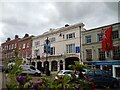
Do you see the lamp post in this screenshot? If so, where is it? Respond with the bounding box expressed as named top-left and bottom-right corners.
top-left (45, 37), bottom-right (50, 76)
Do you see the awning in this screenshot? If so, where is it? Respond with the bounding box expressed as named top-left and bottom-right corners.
top-left (84, 61), bottom-right (120, 65)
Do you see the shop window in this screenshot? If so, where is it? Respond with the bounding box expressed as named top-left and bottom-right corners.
top-left (95, 65), bottom-right (100, 69)
top-left (116, 67), bottom-right (120, 78)
top-left (60, 60), bottom-right (63, 70)
top-left (113, 46), bottom-right (120, 60)
top-left (51, 61), bottom-right (57, 71)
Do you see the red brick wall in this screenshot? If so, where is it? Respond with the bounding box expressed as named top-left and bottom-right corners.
top-left (18, 36), bottom-right (32, 59)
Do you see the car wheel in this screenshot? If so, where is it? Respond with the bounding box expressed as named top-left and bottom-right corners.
top-left (35, 73), bottom-right (38, 76)
top-left (112, 82), bottom-right (119, 88)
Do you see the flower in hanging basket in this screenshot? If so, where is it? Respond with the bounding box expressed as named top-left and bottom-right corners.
top-left (16, 76), bottom-right (26, 84)
top-left (33, 80), bottom-right (45, 90)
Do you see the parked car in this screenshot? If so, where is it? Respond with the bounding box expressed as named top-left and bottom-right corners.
top-left (85, 69), bottom-right (119, 88)
top-left (55, 70), bottom-right (78, 79)
top-left (0, 65), bottom-right (5, 72)
top-left (20, 65), bottom-right (41, 76)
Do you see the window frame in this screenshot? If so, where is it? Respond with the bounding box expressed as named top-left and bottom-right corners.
top-left (85, 35), bottom-right (91, 43)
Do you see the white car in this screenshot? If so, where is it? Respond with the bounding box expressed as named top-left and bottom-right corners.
top-left (20, 65), bottom-right (41, 76)
top-left (55, 70), bottom-right (76, 79)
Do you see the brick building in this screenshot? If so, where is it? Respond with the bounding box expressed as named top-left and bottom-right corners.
top-left (1, 34), bottom-right (34, 63)
top-left (1, 35), bottom-right (20, 60)
top-left (18, 34), bottom-right (34, 62)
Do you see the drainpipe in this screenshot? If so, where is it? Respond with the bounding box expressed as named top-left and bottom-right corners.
top-left (79, 26), bottom-right (82, 64)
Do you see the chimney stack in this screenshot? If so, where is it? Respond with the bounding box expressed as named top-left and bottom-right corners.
top-left (6, 37), bottom-right (11, 42)
top-left (15, 35), bottom-right (19, 39)
top-left (65, 24), bottom-right (69, 27)
top-left (24, 34), bottom-right (29, 38)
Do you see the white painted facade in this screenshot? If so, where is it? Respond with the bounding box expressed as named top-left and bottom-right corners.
top-left (32, 23), bottom-right (85, 73)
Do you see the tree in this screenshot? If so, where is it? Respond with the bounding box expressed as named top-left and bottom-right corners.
top-left (68, 61), bottom-right (87, 72)
top-left (14, 49), bottom-right (19, 61)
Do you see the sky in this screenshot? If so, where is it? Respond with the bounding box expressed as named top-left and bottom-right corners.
top-left (0, 0), bottom-right (119, 45)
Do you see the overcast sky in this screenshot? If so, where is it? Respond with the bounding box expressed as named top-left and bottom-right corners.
top-left (0, 0), bottom-right (119, 45)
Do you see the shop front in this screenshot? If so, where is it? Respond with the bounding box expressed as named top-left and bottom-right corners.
top-left (84, 61), bottom-right (120, 78)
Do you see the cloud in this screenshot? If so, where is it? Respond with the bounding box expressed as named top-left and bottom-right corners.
top-left (0, 1), bottom-right (119, 45)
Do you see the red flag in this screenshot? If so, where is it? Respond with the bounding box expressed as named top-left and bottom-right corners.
top-left (102, 26), bottom-right (113, 51)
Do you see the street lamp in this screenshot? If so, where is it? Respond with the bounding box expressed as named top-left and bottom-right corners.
top-left (45, 37), bottom-right (50, 76)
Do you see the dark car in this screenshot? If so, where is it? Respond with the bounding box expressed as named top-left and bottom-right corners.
top-left (0, 65), bottom-right (5, 72)
top-left (85, 69), bottom-right (119, 88)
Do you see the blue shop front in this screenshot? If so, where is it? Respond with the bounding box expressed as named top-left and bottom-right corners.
top-left (84, 61), bottom-right (120, 78)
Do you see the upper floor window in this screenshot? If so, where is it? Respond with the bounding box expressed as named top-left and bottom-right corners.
top-left (112, 30), bottom-right (119, 39)
top-left (34, 41), bottom-right (40, 46)
top-left (97, 33), bottom-right (102, 42)
top-left (2, 46), bottom-right (4, 51)
top-left (19, 44), bottom-right (21, 50)
top-left (66, 33), bottom-right (75, 39)
top-left (86, 49), bottom-right (92, 61)
top-left (85, 35), bottom-right (91, 43)
top-left (6, 45), bottom-right (8, 50)
top-left (49, 37), bottom-right (56, 43)
top-left (113, 46), bottom-right (120, 60)
top-left (14, 43), bottom-right (17, 48)
top-left (27, 43), bottom-right (30, 48)
top-left (66, 43), bottom-right (75, 53)
top-left (98, 48), bottom-right (105, 60)
top-left (3, 46), bottom-right (5, 50)
top-left (23, 43), bottom-right (26, 49)
top-left (34, 50), bottom-right (39, 56)
top-left (11, 44), bottom-right (14, 49)
top-left (50, 47), bottom-right (55, 55)
top-left (9, 45), bottom-right (11, 50)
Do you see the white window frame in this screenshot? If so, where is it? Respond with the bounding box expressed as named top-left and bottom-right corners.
top-left (66, 43), bottom-right (75, 53)
top-left (85, 35), bottom-right (91, 43)
top-left (66, 33), bottom-right (75, 39)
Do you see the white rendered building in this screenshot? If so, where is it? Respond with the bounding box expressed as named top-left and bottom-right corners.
top-left (32, 23), bottom-right (85, 73)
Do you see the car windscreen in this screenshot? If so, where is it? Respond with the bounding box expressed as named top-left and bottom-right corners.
top-left (58, 70), bottom-right (63, 74)
top-left (30, 66), bottom-right (36, 70)
top-left (86, 70), bottom-right (94, 76)
top-left (95, 70), bottom-right (103, 76)
top-left (63, 71), bottom-right (73, 74)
